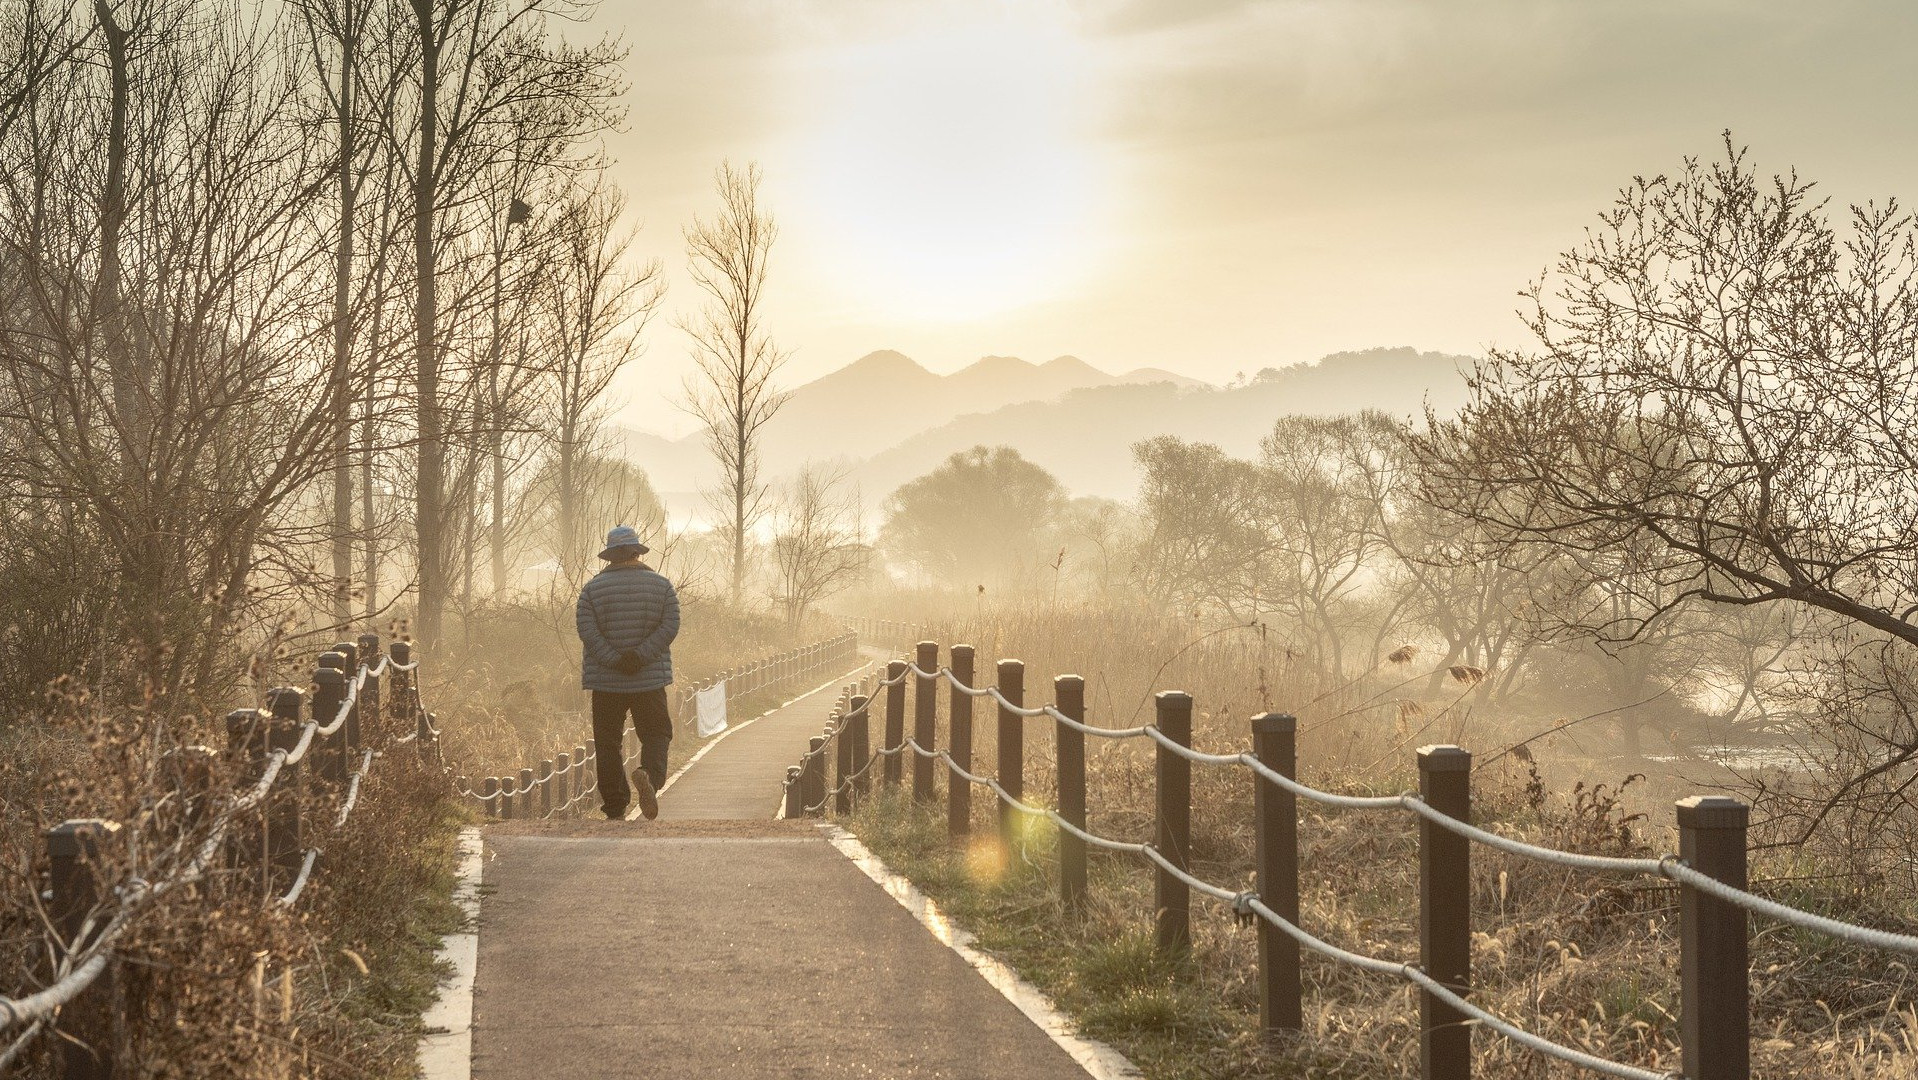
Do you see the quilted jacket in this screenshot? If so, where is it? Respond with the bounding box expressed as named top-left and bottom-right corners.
top-left (575, 563), bottom-right (679, 692)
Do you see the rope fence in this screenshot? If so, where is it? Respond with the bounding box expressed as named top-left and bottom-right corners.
top-left (460, 632), bottom-right (863, 821)
top-left (0, 632), bottom-right (453, 1077)
top-left (784, 635), bottom-right (1918, 1080)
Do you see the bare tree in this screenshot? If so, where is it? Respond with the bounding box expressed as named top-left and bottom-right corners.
top-left (1132, 436), bottom-right (1274, 614)
top-left (769, 466), bottom-right (868, 631)
top-left (541, 182), bottom-right (662, 581)
top-left (0, 0), bottom-right (346, 703)
top-left (397, 0), bottom-right (623, 646)
top-left (1413, 137), bottom-right (1918, 808)
top-left (682, 160), bottom-right (788, 607)
top-left (1416, 139), bottom-right (1918, 650)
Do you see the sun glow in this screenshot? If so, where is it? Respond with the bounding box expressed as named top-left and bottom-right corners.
top-left (796, 13), bottom-right (1112, 322)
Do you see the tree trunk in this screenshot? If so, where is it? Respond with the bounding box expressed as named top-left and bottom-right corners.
top-left (330, 13), bottom-right (357, 626)
top-left (413, 0), bottom-right (444, 648)
top-left (488, 247), bottom-right (506, 593)
top-left (557, 414), bottom-right (577, 580)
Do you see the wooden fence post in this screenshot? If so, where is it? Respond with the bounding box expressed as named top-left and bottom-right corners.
top-left (1055, 674), bottom-right (1088, 912)
top-left (264, 688), bottom-right (305, 895)
top-left (312, 662), bottom-right (347, 786)
top-left (225, 707), bottom-right (266, 870)
top-left (850, 693), bottom-right (871, 802)
top-left (501, 776), bottom-right (517, 820)
top-left (1417, 744), bottom-right (1472, 1080)
top-left (554, 754), bottom-right (570, 815)
top-left (388, 641), bottom-right (412, 710)
top-left (49, 819), bottom-right (123, 1080)
top-left (785, 767), bottom-right (804, 818)
top-left (480, 777), bottom-right (499, 819)
top-left (883, 661), bottom-right (907, 787)
top-left (1678, 795), bottom-right (1750, 1080)
top-left (913, 642), bottom-right (938, 805)
top-left (520, 767), bottom-right (535, 819)
top-left (358, 631), bottom-right (381, 720)
top-left (1154, 691), bottom-right (1193, 956)
top-left (331, 640), bottom-right (361, 756)
top-left (995, 660), bottom-right (1024, 855)
top-left (1252, 712), bottom-right (1302, 1035)
top-left (802, 736), bottom-right (827, 817)
top-left (581, 742), bottom-right (596, 801)
top-left (947, 645), bottom-right (974, 841)
top-left (834, 708), bottom-right (853, 815)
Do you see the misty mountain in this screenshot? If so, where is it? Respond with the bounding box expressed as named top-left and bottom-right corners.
top-left (619, 350), bottom-right (1214, 492)
top-left (854, 347), bottom-right (1475, 500)
top-left (618, 346), bottom-right (1471, 508)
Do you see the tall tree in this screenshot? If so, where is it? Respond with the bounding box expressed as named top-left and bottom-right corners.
top-left (682, 160), bottom-right (787, 607)
top-left (544, 182), bottom-right (662, 581)
top-left (881, 446), bottom-right (1065, 591)
top-left (769, 466), bottom-right (868, 631)
top-left (395, 0), bottom-right (622, 645)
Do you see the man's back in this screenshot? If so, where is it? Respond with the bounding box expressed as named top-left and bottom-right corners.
top-left (576, 563), bottom-right (679, 693)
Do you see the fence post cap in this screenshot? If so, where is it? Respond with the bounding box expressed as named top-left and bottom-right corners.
top-left (1054, 673), bottom-right (1084, 686)
top-left (47, 818), bottom-right (120, 848)
top-left (389, 641), bottom-right (412, 663)
top-left (316, 650), bottom-right (347, 672)
top-left (1154, 689), bottom-right (1193, 706)
top-left (331, 641), bottom-right (359, 667)
top-left (1251, 712), bottom-right (1296, 734)
top-left (887, 659), bottom-right (907, 674)
top-left (1416, 744), bottom-right (1471, 771)
top-left (312, 666), bottom-right (346, 687)
top-left (997, 657), bottom-right (1023, 671)
top-left (1675, 794), bottom-right (1749, 828)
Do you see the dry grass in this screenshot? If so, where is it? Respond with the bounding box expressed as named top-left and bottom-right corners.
top-left (0, 676), bottom-right (468, 1077)
top-left (839, 604), bottom-right (1918, 1079)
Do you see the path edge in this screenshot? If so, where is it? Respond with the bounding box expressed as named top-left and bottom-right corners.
top-left (633, 659), bottom-right (882, 821)
top-left (417, 825), bottom-right (483, 1080)
top-left (821, 825), bottom-right (1145, 1080)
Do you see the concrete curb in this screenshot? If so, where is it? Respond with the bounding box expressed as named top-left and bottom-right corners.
top-left (418, 826), bottom-right (484, 1080)
top-left (821, 825), bottom-right (1145, 1080)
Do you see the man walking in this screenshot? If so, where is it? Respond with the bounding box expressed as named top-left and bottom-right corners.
top-left (576, 525), bottom-right (680, 820)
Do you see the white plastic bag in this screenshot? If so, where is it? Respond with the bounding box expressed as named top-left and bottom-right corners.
top-left (695, 680), bottom-right (728, 737)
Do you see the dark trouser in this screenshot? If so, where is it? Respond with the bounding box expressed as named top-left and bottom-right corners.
top-left (591, 688), bottom-right (672, 815)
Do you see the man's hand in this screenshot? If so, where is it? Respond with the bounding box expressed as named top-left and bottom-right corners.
top-left (614, 652), bottom-right (644, 677)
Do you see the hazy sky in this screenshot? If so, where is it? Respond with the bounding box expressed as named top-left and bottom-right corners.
top-left (594, 0), bottom-right (1918, 436)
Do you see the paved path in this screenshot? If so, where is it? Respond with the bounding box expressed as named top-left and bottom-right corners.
top-left (465, 668), bottom-right (1099, 1080)
top-left (659, 670), bottom-right (875, 820)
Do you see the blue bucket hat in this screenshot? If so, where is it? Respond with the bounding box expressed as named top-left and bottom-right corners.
top-left (597, 524), bottom-right (650, 560)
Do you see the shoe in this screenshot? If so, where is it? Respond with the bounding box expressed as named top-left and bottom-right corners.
top-left (631, 767), bottom-right (659, 820)
top-left (603, 805), bottom-right (627, 821)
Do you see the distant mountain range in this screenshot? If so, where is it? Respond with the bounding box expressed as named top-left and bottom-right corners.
top-left (620, 347), bottom-right (1474, 509)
